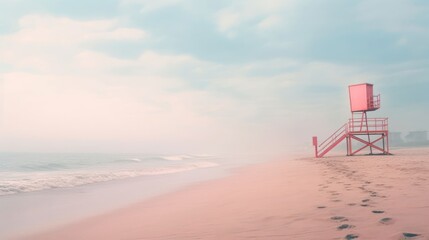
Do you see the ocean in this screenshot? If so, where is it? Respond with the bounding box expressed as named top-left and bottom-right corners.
top-left (0, 152), bottom-right (219, 196)
top-left (0, 150), bottom-right (291, 240)
top-left (0, 152), bottom-right (273, 239)
top-left (0, 152), bottom-right (232, 239)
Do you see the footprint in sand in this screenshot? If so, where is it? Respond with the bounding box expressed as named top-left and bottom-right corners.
top-left (331, 216), bottom-right (348, 222)
top-left (361, 199), bottom-right (370, 203)
top-left (337, 224), bottom-right (355, 230)
top-left (379, 217), bottom-right (393, 225)
top-left (372, 210), bottom-right (385, 214)
top-left (360, 204), bottom-right (369, 207)
top-left (317, 206), bottom-right (326, 209)
top-left (345, 234), bottom-right (359, 239)
top-left (402, 232), bottom-right (420, 239)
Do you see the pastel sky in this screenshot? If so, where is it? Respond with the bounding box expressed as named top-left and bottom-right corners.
top-left (0, 0), bottom-right (428, 154)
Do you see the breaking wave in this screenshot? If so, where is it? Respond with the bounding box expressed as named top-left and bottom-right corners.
top-left (0, 161), bottom-right (218, 196)
top-left (161, 154), bottom-right (215, 161)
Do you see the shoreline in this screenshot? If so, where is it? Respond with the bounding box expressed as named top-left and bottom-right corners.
top-left (1, 153), bottom-right (278, 239)
top-left (20, 148), bottom-right (429, 239)
top-left (1, 164), bottom-right (227, 240)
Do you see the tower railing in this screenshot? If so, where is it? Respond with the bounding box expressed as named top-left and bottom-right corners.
top-left (369, 94), bottom-right (380, 110)
top-left (348, 118), bottom-right (388, 133)
top-left (317, 123), bottom-right (348, 155)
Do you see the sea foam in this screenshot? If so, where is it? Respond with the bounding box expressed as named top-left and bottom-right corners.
top-left (0, 156), bottom-right (218, 196)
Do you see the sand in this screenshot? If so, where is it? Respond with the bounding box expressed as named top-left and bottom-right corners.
top-left (23, 148), bottom-right (429, 240)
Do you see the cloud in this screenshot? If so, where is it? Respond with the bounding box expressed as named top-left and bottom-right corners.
top-left (92, 27), bottom-right (146, 41)
top-left (75, 51), bottom-right (133, 70)
top-left (137, 51), bottom-right (199, 70)
top-left (257, 15), bottom-right (282, 30)
top-left (74, 49), bottom-right (209, 79)
top-left (121, 0), bottom-right (183, 13)
top-left (0, 14), bottom-right (147, 73)
top-left (5, 14), bottom-right (146, 45)
top-left (214, 0), bottom-right (295, 35)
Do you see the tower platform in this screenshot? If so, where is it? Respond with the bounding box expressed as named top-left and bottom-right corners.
top-left (313, 117), bottom-right (389, 158)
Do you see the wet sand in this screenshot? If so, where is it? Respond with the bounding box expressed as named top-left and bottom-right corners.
top-left (24, 148), bottom-right (429, 240)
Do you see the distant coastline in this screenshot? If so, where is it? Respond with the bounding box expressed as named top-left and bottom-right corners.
top-left (390, 130), bottom-right (429, 147)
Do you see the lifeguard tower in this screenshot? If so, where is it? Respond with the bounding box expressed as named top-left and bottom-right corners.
top-left (312, 83), bottom-right (390, 158)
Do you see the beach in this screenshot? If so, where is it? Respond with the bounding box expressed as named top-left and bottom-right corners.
top-left (22, 148), bottom-right (429, 240)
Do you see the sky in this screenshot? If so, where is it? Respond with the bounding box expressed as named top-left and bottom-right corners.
top-left (0, 0), bottom-right (428, 154)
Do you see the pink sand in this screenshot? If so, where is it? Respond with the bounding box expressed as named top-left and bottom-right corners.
top-left (23, 148), bottom-right (429, 240)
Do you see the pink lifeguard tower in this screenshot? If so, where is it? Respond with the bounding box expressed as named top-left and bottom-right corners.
top-left (312, 83), bottom-right (390, 158)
